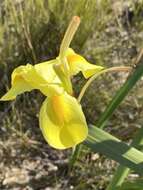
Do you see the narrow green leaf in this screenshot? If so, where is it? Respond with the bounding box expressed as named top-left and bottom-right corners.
top-left (106, 127), bottom-right (143, 190)
top-left (96, 58), bottom-right (143, 129)
top-left (68, 144), bottom-right (82, 171)
top-left (94, 56), bottom-right (143, 189)
top-left (119, 180), bottom-right (143, 190)
top-left (85, 125), bottom-right (143, 174)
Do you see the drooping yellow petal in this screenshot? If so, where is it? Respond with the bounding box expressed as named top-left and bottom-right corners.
top-left (39, 92), bottom-right (88, 149)
top-left (66, 48), bottom-right (104, 78)
top-left (0, 60), bottom-right (63, 100)
top-left (0, 77), bottom-right (33, 101)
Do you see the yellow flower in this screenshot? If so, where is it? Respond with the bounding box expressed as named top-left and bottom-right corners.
top-left (0, 16), bottom-right (104, 149)
top-left (0, 48), bottom-right (104, 149)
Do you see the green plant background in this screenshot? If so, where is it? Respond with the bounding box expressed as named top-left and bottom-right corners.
top-left (0, 0), bottom-right (143, 189)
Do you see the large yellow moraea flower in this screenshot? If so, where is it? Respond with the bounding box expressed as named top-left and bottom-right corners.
top-left (0, 48), bottom-right (104, 149)
top-left (1, 15), bottom-right (104, 149)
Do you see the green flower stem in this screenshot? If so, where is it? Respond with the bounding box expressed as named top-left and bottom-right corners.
top-left (77, 66), bottom-right (131, 103)
top-left (96, 65), bottom-right (143, 129)
top-left (68, 144), bottom-right (82, 172)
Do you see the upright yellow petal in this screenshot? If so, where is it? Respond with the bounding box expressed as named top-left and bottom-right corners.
top-left (66, 48), bottom-right (104, 78)
top-left (39, 92), bottom-right (88, 149)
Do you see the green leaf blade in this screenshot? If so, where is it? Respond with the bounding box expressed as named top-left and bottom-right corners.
top-left (120, 180), bottom-right (143, 190)
top-left (85, 125), bottom-right (143, 174)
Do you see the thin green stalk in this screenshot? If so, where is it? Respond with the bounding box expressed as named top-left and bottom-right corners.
top-left (107, 167), bottom-right (130, 190)
top-left (77, 66), bottom-right (131, 103)
top-left (68, 144), bottom-right (82, 172)
top-left (96, 62), bottom-right (143, 129)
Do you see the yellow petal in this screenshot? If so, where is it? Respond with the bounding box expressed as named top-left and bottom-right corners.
top-left (33, 60), bottom-right (59, 86)
top-left (39, 97), bottom-right (64, 148)
top-left (66, 48), bottom-right (104, 78)
top-left (17, 60), bottom-right (59, 88)
top-left (0, 77), bottom-right (33, 101)
top-left (40, 84), bottom-right (64, 98)
top-left (39, 93), bottom-right (88, 149)
top-left (1, 60), bottom-right (63, 100)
